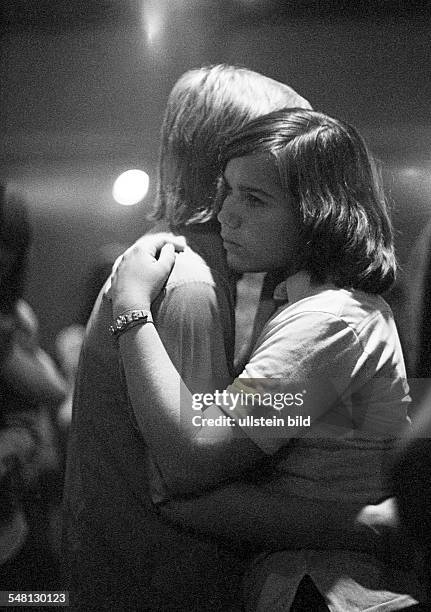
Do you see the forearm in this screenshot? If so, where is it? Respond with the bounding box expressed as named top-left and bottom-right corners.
top-left (159, 484), bottom-right (376, 554)
top-left (119, 322), bottom-right (261, 494)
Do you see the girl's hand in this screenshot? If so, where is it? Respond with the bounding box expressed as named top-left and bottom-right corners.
top-left (109, 233), bottom-right (186, 318)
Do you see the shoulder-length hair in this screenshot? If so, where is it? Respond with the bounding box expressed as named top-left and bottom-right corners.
top-left (221, 108), bottom-right (396, 294)
top-left (152, 64), bottom-right (311, 228)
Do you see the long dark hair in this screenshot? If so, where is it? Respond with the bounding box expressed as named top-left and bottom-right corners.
top-left (221, 108), bottom-right (396, 294)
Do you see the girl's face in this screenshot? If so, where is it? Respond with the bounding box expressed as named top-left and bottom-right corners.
top-left (217, 153), bottom-right (300, 274)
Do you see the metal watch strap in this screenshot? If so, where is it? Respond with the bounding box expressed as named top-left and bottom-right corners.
top-left (109, 309), bottom-right (153, 338)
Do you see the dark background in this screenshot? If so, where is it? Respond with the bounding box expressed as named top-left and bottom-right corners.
top-left (1, 0), bottom-right (430, 350)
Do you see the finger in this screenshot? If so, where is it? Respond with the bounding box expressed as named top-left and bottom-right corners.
top-left (171, 235), bottom-right (187, 251)
top-left (157, 233), bottom-right (186, 251)
top-left (157, 243), bottom-right (177, 273)
top-left (135, 233), bottom-right (186, 257)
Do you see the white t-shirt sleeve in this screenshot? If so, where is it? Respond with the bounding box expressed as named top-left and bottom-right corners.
top-left (219, 309), bottom-right (363, 454)
top-left (156, 281), bottom-right (232, 393)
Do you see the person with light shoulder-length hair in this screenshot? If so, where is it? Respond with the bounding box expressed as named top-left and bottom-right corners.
top-left (153, 63), bottom-right (311, 226)
top-left (110, 108), bottom-right (426, 609)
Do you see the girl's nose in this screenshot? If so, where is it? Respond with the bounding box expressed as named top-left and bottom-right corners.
top-left (217, 200), bottom-right (242, 229)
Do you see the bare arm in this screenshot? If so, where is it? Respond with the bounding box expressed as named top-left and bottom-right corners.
top-left (106, 235), bottom-right (262, 494)
top-left (141, 273), bottom-right (245, 495)
top-left (118, 312), bottom-right (264, 495)
top-left (110, 238), bottom-right (360, 494)
top-left (110, 236), bottom-right (407, 556)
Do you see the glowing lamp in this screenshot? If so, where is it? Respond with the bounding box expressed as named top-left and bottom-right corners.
top-left (113, 170), bottom-right (149, 206)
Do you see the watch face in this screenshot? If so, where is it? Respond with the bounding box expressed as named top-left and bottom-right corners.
top-left (117, 315), bottom-right (127, 329)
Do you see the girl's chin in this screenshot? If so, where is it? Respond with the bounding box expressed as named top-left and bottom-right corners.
top-left (226, 252), bottom-right (265, 273)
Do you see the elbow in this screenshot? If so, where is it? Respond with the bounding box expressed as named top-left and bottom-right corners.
top-left (155, 442), bottom-right (230, 498)
top-left (157, 458), bottom-right (210, 498)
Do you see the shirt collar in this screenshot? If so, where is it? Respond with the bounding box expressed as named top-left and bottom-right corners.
top-left (273, 270), bottom-right (316, 305)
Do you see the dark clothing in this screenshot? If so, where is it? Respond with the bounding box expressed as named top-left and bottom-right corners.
top-left (62, 224), bottom-right (244, 610)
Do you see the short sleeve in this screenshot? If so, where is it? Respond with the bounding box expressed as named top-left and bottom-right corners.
top-left (148, 279), bottom-right (235, 501)
top-left (219, 309), bottom-right (363, 454)
top-left (155, 280), bottom-right (233, 394)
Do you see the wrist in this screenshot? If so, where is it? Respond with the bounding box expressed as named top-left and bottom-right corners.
top-left (112, 303), bottom-right (151, 321)
top-left (110, 308), bottom-right (153, 339)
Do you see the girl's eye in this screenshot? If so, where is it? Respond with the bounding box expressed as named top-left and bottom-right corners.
top-left (219, 178), bottom-right (232, 198)
top-left (244, 192), bottom-right (263, 206)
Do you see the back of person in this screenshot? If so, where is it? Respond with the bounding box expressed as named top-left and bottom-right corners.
top-left (62, 225), bottom-right (245, 610)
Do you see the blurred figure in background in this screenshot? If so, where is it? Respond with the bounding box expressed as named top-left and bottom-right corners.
top-left (391, 216), bottom-right (431, 605)
top-left (400, 222), bottom-right (431, 403)
top-left (0, 186), bottom-right (67, 589)
top-left (392, 389), bottom-right (431, 604)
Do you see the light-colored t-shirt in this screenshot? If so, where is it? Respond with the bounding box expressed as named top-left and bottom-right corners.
top-left (220, 270), bottom-right (410, 505)
top-left (218, 271), bottom-right (423, 610)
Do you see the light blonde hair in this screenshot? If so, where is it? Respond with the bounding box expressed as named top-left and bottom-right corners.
top-left (152, 64), bottom-right (311, 227)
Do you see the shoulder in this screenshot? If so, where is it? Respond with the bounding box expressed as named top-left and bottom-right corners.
top-left (244, 307), bottom-right (359, 382)
top-left (165, 247), bottom-right (216, 289)
top-left (159, 246), bottom-right (233, 314)
top-left (272, 288), bottom-right (393, 343)
top-left (157, 274), bottom-right (228, 329)
top-left (256, 304), bottom-right (362, 364)
top-left (247, 288), bottom-right (394, 378)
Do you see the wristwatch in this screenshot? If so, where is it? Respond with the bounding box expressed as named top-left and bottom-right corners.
top-left (109, 309), bottom-right (153, 338)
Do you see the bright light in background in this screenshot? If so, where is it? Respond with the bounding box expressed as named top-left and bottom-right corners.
top-left (112, 170), bottom-right (149, 206)
top-left (140, 1), bottom-right (203, 51)
top-left (141, 2), bottom-right (164, 44)
top-left (146, 11), bottom-right (162, 42)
